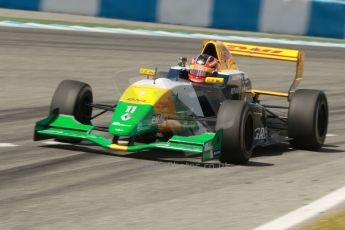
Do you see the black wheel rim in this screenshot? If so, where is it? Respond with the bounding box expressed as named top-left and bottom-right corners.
top-left (244, 115), bottom-right (254, 152)
top-left (75, 89), bottom-right (92, 124)
top-left (316, 100), bottom-right (327, 138)
top-left (81, 94), bottom-right (92, 123)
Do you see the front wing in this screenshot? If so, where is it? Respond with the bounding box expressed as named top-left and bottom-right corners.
top-left (34, 114), bottom-right (222, 162)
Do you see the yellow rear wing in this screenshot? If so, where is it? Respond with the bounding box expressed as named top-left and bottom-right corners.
top-left (224, 42), bottom-right (302, 62)
top-left (220, 41), bottom-right (304, 100)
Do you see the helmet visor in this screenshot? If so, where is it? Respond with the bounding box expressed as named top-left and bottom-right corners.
top-left (189, 65), bottom-right (214, 78)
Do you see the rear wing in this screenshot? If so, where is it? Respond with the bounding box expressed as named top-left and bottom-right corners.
top-left (218, 41), bottom-right (304, 101)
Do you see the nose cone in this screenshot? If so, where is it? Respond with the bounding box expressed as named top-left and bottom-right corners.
top-left (109, 102), bottom-right (156, 136)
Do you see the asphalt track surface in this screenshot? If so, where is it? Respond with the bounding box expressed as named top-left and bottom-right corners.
top-left (0, 27), bottom-right (345, 230)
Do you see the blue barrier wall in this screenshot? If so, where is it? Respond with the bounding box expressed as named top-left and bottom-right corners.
top-left (99, 0), bottom-right (157, 22)
top-left (0, 0), bottom-right (344, 39)
top-left (212, 0), bottom-right (261, 32)
top-left (0, 0), bottom-right (40, 11)
top-left (308, 0), bottom-right (345, 38)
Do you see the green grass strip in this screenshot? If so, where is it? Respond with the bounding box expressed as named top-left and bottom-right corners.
top-left (302, 209), bottom-right (345, 230)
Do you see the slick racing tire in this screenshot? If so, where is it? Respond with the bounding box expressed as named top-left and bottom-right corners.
top-left (288, 89), bottom-right (328, 150)
top-left (216, 100), bottom-right (254, 164)
top-left (50, 80), bottom-right (93, 143)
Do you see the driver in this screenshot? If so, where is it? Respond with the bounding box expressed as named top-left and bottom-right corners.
top-left (188, 54), bottom-right (219, 83)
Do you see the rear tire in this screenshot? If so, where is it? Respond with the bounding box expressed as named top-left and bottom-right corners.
top-left (216, 100), bottom-right (254, 164)
top-left (50, 80), bottom-right (93, 143)
top-left (288, 89), bottom-right (328, 150)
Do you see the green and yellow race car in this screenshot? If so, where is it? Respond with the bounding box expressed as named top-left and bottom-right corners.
top-left (34, 40), bottom-right (328, 164)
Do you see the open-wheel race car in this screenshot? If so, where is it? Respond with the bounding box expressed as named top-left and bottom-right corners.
top-left (34, 40), bottom-right (328, 164)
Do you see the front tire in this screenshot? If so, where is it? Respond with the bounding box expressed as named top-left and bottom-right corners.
top-left (216, 100), bottom-right (254, 164)
top-left (50, 80), bottom-right (93, 143)
top-left (288, 89), bottom-right (328, 150)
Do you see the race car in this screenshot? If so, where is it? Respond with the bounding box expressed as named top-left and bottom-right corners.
top-left (34, 40), bottom-right (328, 164)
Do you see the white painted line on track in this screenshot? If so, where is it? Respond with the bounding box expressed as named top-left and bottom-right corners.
top-left (253, 185), bottom-right (345, 230)
top-left (42, 140), bottom-right (66, 145)
top-left (0, 21), bottom-right (345, 48)
top-left (0, 143), bottom-right (19, 147)
top-left (326, 133), bottom-right (338, 137)
top-left (42, 140), bottom-right (95, 145)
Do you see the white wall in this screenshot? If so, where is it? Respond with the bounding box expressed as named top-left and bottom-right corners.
top-left (41, 0), bottom-right (99, 16)
top-left (157, 0), bottom-right (213, 27)
top-left (259, 0), bottom-right (311, 35)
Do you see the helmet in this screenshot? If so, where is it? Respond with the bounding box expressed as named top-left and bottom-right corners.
top-left (188, 54), bottom-right (219, 83)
